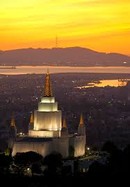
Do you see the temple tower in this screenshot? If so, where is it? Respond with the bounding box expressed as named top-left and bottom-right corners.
top-left (29, 71), bottom-right (62, 137)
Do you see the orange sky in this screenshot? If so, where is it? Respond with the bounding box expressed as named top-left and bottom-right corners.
top-left (0, 0), bottom-right (130, 55)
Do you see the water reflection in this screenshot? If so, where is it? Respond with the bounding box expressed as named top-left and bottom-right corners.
top-left (77, 79), bottom-right (128, 89)
top-left (0, 66), bottom-right (130, 75)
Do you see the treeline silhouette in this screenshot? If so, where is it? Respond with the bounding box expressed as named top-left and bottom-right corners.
top-left (0, 141), bottom-right (130, 186)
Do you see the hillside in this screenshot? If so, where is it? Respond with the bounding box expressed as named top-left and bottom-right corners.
top-left (0, 47), bottom-right (130, 66)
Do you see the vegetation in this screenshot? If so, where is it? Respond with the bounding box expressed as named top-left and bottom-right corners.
top-left (0, 141), bottom-right (129, 186)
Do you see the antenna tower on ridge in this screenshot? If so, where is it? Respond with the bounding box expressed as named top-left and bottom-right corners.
top-left (56, 35), bottom-right (58, 48)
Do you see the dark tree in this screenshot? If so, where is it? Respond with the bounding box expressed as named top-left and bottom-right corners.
top-left (0, 154), bottom-right (12, 174)
top-left (123, 144), bottom-right (130, 172)
top-left (43, 151), bottom-right (63, 177)
top-left (101, 141), bottom-right (123, 172)
top-left (14, 151), bottom-right (43, 166)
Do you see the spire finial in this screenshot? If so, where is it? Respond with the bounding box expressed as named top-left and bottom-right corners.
top-left (79, 113), bottom-right (84, 127)
top-left (11, 113), bottom-right (15, 127)
top-left (44, 70), bottom-right (53, 97)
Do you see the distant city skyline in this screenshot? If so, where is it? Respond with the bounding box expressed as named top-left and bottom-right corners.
top-left (0, 0), bottom-right (130, 55)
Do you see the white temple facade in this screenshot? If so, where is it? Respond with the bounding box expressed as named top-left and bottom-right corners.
top-left (29, 97), bottom-right (62, 137)
top-left (12, 72), bottom-right (86, 158)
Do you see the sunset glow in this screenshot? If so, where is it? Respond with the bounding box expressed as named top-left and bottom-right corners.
top-left (0, 0), bottom-right (130, 54)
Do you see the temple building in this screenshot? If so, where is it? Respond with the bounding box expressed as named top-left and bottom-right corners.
top-left (12, 72), bottom-right (86, 158)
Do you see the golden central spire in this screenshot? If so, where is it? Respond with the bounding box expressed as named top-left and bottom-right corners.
top-left (44, 70), bottom-right (53, 97)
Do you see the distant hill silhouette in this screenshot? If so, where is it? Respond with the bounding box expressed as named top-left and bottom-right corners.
top-left (0, 47), bottom-right (130, 66)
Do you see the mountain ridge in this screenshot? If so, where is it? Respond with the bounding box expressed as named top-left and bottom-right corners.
top-left (0, 47), bottom-right (129, 66)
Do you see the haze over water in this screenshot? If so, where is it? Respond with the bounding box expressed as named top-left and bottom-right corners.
top-left (0, 66), bottom-right (130, 75)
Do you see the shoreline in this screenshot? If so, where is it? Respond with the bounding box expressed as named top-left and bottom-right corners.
top-left (0, 65), bottom-right (130, 75)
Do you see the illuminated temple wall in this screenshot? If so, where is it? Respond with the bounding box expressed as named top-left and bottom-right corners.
top-left (12, 141), bottom-right (53, 157)
top-left (12, 135), bottom-right (85, 158)
top-left (34, 110), bottom-right (62, 131)
top-left (38, 97), bottom-right (57, 111)
top-left (70, 135), bottom-right (86, 157)
top-left (53, 137), bottom-right (69, 158)
top-left (12, 137), bottom-right (69, 158)
top-left (29, 129), bottom-right (61, 137)
top-left (33, 96), bottom-right (62, 133)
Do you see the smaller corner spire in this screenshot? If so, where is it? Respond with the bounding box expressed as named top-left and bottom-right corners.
top-left (10, 113), bottom-right (15, 127)
top-left (62, 117), bottom-right (67, 129)
top-left (61, 117), bottom-right (68, 136)
top-left (44, 70), bottom-right (53, 97)
top-left (79, 113), bottom-right (84, 127)
top-left (29, 112), bottom-right (34, 124)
